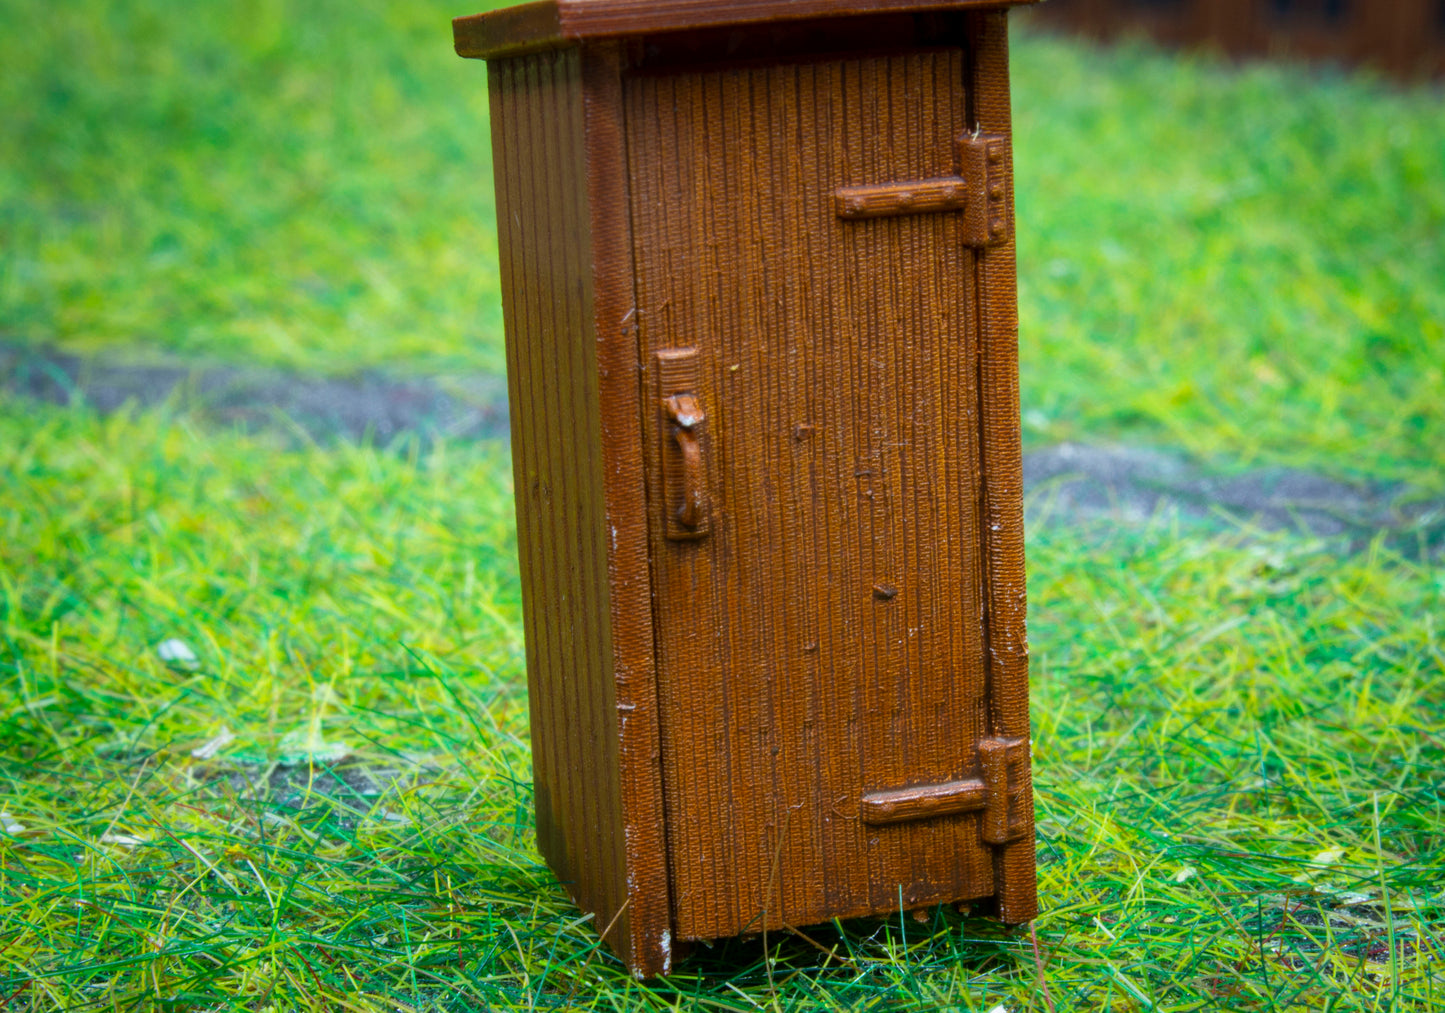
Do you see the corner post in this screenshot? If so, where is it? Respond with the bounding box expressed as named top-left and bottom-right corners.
top-left (579, 41), bottom-right (677, 977)
top-left (968, 8), bottom-right (1037, 927)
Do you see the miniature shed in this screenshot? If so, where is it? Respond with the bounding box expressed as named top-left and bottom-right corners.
top-left (454, 0), bottom-right (1040, 977)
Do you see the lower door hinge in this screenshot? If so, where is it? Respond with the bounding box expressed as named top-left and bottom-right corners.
top-left (859, 735), bottom-right (1031, 845)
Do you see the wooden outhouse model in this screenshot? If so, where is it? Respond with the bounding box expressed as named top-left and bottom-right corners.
top-left (454, 0), bottom-right (1039, 977)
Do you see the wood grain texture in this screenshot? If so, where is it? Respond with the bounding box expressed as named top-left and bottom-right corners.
top-left (455, 2), bottom-right (563, 59)
top-left (628, 45), bottom-right (1002, 941)
top-left (488, 44), bottom-right (672, 976)
top-left (978, 734), bottom-right (1030, 844)
top-left (956, 132), bottom-right (1013, 247)
top-left (578, 43), bottom-right (675, 977)
top-left (654, 348), bottom-right (711, 541)
top-left (476, 7), bottom-right (1037, 972)
top-left (455, 0), bottom-right (1040, 60)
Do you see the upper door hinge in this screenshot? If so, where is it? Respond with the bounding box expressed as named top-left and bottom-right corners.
top-left (832, 133), bottom-right (1013, 248)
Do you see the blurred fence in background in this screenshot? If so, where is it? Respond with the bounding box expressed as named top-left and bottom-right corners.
top-left (1025, 0), bottom-right (1445, 79)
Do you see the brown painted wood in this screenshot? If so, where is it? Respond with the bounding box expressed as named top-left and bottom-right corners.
top-left (456, 2), bottom-right (564, 59)
top-left (456, 0), bottom-right (1041, 59)
top-left (834, 178), bottom-right (971, 220)
top-left (968, 10), bottom-right (1036, 924)
top-left (459, 2), bottom-right (1038, 976)
top-left (578, 42), bottom-right (678, 977)
top-left (862, 733), bottom-right (1029, 827)
top-left (628, 41), bottom-right (1022, 941)
top-left (490, 44), bottom-right (622, 959)
top-left (967, 10), bottom-right (1035, 925)
top-left (861, 779), bottom-right (989, 825)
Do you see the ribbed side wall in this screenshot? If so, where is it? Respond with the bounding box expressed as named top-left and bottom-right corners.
top-left (488, 46), bottom-right (628, 945)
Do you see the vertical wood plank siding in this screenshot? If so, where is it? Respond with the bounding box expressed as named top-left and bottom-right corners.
top-left (628, 44), bottom-right (1005, 940)
top-left (578, 44), bottom-right (675, 976)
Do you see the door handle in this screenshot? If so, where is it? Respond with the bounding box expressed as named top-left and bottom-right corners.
top-left (662, 393), bottom-right (707, 531)
top-left (655, 347), bottom-right (710, 541)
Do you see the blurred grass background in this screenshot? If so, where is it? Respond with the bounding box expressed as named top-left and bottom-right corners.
top-left (0, 0), bottom-right (506, 376)
top-left (1, 0), bottom-right (1442, 1009)
top-left (3, 0), bottom-right (1442, 480)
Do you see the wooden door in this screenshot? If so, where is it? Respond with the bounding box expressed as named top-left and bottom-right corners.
top-left (627, 48), bottom-right (1022, 940)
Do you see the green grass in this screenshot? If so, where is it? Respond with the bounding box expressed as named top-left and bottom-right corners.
top-left (2, 402), bottom-right (1441, 1010)
top-left (0, 0), bottom-right (506, 376)
top-left (2, 2), bottom-right (1443, 1008)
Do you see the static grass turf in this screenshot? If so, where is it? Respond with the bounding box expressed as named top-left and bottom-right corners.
top-left (3, 402), bottom-right (1441, 1010)
top-left (3, 3), bottom-right (1443, 484)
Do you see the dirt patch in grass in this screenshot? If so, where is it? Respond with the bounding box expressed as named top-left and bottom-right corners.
top-left (1025, 442), bottom-right (1445, 555)
top-left (5, 341), bottom-right (1442, 553)
top-left (1, 341), bottom-right (508, 445)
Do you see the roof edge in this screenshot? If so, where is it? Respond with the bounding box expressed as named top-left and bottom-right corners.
top-left (455, 2), bottom-right (565, 60)
top-left (455, 0), bottom-right (1040, 61)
